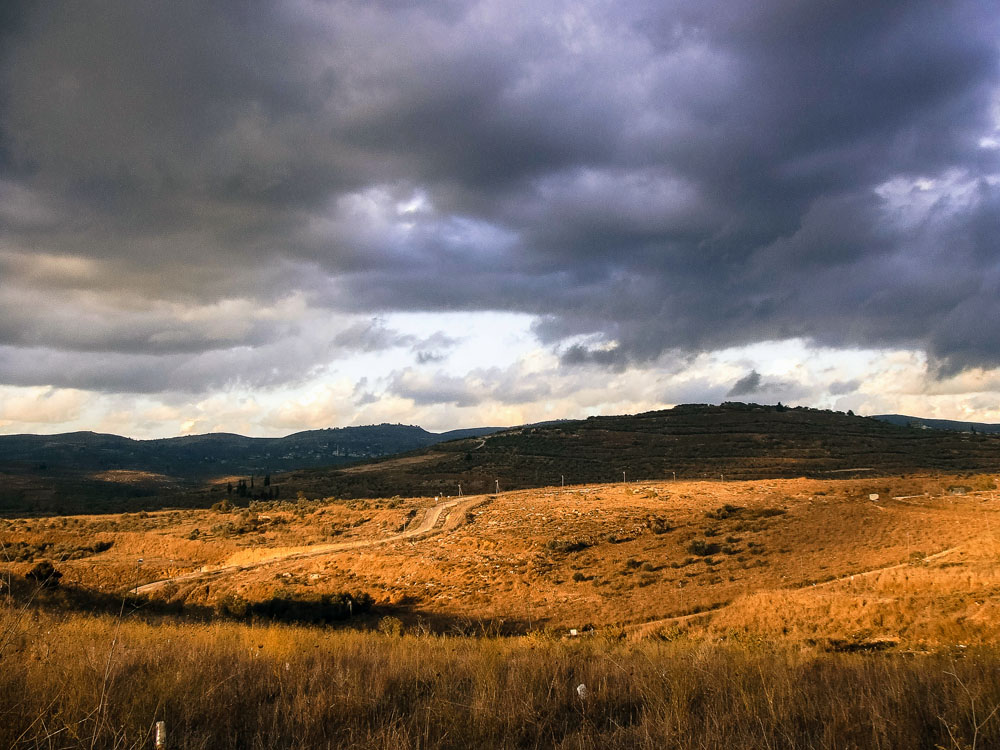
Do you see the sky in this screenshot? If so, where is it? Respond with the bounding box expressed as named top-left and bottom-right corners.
top-left (1, 1), bottom-right (1000, 438)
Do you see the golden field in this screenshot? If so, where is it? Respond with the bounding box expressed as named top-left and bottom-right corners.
top-left (5, 472), bottom-right (1000, 748)
top-left (3, 473), bottom-right (1000, 646)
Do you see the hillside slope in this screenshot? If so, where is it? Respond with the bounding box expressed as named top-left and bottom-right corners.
top-left (872, 414), bottom-right (1000, 433)
top-left (278, 403), bottom-right (1000, 498)
top-left (0, 423), bottom-right (503, 478)
top-left (0, 423), bottom-right (500, 514)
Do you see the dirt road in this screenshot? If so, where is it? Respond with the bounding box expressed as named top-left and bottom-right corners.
top-left (135, 494), bottom-right (488, 595)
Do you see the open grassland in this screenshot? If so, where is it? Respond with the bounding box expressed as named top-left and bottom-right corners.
top-left (3, 608), bottom-right (1000, 750)
top-left (5, 473), bottom-right (1000, 747)
top-left (4, 473), bottom-right (1000, 647)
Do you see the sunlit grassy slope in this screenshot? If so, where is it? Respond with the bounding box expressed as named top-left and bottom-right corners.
top-left (5, 471), bottom-right (1000, 748)
top-left (4, 472), bottom-right (1000, 647)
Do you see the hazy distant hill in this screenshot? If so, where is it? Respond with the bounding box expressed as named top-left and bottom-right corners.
top-left (277, 403), bottom-right (1000, 499)
top-left (0, 424), bottom-right (504, 479)
top-left (872, 414), bottom-right (1000, 434)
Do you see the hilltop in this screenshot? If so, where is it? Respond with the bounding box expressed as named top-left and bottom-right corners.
top-left (275, 402), bottom-right (1000, 499)
top-left (0, 423), bottom-right (502, 478)
top-left (0, 424), bottom-right (503, 515)
top-left (6, 402), bottom-right (1000, 515)
top-left (872, 413), bottom-right (1000, 433)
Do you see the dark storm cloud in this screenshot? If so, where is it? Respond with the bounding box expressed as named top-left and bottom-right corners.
top-left (2, 0), bottom-right (1000, 393)
top-left (727, 371), bottom-right (762, 397)
top-left (727, 369), bottom-right (806, 401)
top-left (387, 365), bottom-right (553, 407)
top-left (0, 344), bottom-right (317, 394)
top-left (829, 379), bottom-right (862, 396)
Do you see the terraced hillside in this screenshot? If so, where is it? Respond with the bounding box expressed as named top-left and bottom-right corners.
top-left (277, 403), bottom-right (1000, 499)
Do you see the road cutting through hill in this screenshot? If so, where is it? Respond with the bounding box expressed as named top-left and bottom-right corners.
top-left (135, 494), bottom-right (489, 595)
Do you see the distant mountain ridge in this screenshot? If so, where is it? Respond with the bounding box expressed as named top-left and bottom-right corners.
top-left (5, 403), bottom-right (1000, 515)
top-left (0, 424), bottom-right (505, 478)
top-left (871, 414), bottom-right (1000, 434)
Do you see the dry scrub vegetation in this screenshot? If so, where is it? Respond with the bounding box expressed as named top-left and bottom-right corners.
top-left (4, 473), bottom-right (1000, 747)
top-left (4, 474), bottom-right (1000, 644)
top-left (3, 609), bottom-right (1000, 749)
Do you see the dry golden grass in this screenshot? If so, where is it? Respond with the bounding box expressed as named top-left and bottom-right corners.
top-left (3, 473), bottom-right (1000, 648)
top-left (5, 473), bottom-right (1000, 748)
top-left (89, 470), bottom-right (174, 484)
top-left (4, 606), bottom-right (1000, 749)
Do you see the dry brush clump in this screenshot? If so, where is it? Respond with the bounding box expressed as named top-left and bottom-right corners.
top-left (3, 607), bottom-right (1000, 749)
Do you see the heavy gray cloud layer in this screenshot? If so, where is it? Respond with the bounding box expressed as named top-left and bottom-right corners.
top-left (2, 0), bottom-right (999, 394)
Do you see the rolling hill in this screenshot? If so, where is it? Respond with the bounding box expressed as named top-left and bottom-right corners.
top-left (872, 413), bottom-right (1000, 433)
top-left (0, 423), bottom-right (501, 515)
top-left (0, 423), bottom-right (503, 478)
top-left (275, 402), bottom-right (1000, 499)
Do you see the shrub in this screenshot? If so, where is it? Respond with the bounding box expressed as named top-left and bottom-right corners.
top-left (25, 561), bottom-right (62, 588)
top-left (754, 507), bottom-right (786, 518)
top-left (215, 593), bottom-right (250, 618)
top-left (645, 516), bottom-right (673, 534)
top-left (378, 615), bottom-right (403, 636)
top-left (546, 538), bottom-right (592, 554)
top-left (706, 504), bottom-right (743, 520)
top-left (251, 591), bottom-right (374, 624)
top-left (687, 539), bottom-right (721, 557)
top-left (604, 532), bottom-right (633, 543)
top-left (3, 540), bottom-right (113, 563)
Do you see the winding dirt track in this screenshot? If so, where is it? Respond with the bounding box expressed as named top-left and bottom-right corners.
top-left (135, 494), bottom-right (488, 595)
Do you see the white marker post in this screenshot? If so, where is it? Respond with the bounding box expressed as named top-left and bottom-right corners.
top-left (154, 721), bottom-right (166, 749)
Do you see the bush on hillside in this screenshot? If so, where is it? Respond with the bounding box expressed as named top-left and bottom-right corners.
top-left (687, 539), bottom-right (721, 557)
top-left (25, 561), bottom-right (62, 588)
